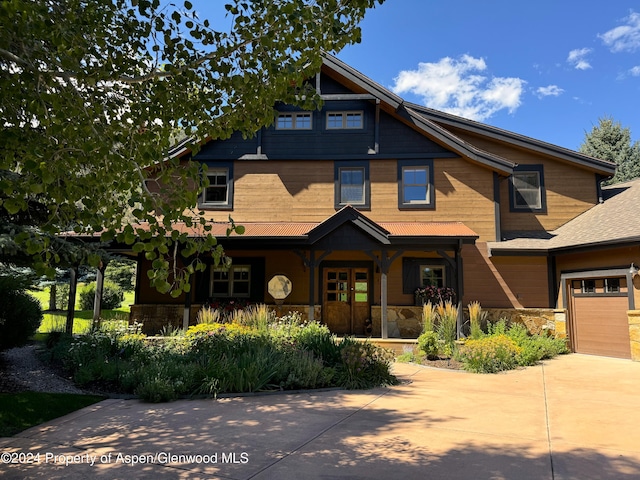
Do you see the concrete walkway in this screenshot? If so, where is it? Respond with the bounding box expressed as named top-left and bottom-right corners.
top-left (1, 354), bottom-right (639, 479)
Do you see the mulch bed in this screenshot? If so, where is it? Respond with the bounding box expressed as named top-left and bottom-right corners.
top-left (418, 356), bottom-right (464, 370)
top-left (0, 355), bottom-right (28, 393)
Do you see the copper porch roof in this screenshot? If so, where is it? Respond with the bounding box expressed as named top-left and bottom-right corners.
top-left (204, 221), bottom-right (478, 238)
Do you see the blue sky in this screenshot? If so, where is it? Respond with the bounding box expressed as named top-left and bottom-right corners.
top-left (195, 1), bottom-right (640, 152)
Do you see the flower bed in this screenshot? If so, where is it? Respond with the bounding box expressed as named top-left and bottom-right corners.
top-left (45, 306), bottom-right (398, 402)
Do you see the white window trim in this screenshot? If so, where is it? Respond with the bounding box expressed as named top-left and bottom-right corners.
top-left (210, 265), bottom-right (251, 298)
top-left (200, 167), bottom-right (229, 207)
top-left (402, 165), bottom-right (430, 205)
top-left (276, 112), bottom-right (312, 130)
top-left (326, 111), bottom-right (364, 130)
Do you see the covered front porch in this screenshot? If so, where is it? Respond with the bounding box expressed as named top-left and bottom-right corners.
top-left (129, 206), bottom-right (478, 338)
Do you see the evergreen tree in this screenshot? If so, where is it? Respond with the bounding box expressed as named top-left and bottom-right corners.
top-left (579, 117), bottom-right (640, 185)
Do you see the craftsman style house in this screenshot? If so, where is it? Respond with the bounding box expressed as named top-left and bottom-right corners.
top-left (130, 54), bottom-right (640, 360)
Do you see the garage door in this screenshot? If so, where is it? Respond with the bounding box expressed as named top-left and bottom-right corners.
top-left (569, 278), bottom-right (631, 359)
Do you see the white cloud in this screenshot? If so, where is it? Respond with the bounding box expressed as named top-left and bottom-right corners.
top-left (567, 48), bottom-right (592, 70)
top-left (630, 66), bottom-right (640, 76)
top-left (536, 85), bottom-right (564, 98)
top-left (391, 55), bottom-right (525, 121)
top-left (599, 11), bottom-right (640, 52)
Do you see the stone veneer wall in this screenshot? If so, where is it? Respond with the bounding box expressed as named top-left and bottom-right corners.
top-left (371, 306), bottom-right (561, 339)
top-left (629, 310), bottom-right (640, 361)
top-left (131, 303), bottom-right (564, 341)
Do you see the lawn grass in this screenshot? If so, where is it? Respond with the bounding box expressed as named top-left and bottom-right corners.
top-left (27, 286), bottom-right (134, 335)
top-left (0, 392), bottom-right (105, 437)
top-left (27, 286), bottom-right (134, 313)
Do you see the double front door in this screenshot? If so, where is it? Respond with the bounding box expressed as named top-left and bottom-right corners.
top-left (323, 267), bottom-right (370, 335)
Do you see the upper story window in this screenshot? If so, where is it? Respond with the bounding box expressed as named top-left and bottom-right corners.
top-left (397, 159), bottom-right (435, 209)
top-left (509, 164), bottom-right (546, 213)
top-left (276, 112), bottom-right (312, 130)
top-left (334, 161), bottom-right (370, 209)
top-left (199, 162), bottom-right (233, 210)
top-left (326, 111), bottom-right (363, 129)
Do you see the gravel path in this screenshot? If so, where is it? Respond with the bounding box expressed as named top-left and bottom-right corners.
top-left (0, 344), bottom-right (87, 394)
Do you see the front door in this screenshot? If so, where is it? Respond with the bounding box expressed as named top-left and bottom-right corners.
top-left (323, 268), bottom-right (370, 335)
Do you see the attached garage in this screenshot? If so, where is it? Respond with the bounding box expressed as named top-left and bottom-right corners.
top-left (568, 276), bottom-right (632, 359)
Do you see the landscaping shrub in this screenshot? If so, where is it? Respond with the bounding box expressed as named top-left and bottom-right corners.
top-left (47, 306), bottom-right (397, 401)
top-left (336, 338), bottom-right (397, 390)
top-left (456, 334), bottom-right (522, 373)
top-left (435, 301), bottom-right (458, 355)
top-left (467, 301), bottom-right (487, 339)
top-left (0, 277), bottom-right (42, 350)
top-left (417, 331), bottom-right (439, 360)
top-left (78, 281), bottom-right (124, 310)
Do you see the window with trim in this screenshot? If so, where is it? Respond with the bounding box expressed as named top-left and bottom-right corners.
top-left (421, 265), bottom-right (445, 288)
top-left (276, 112), bottom-right (312, 130)
top-left (509, 165), bottom-right (546, 212)
top-left (398, 159), bottom-right (434, 208)
top-left (581, 279), bottom-right (596, 293)
top-left (326, 111), bottom-right (363, 129)
top-left (334, 161), bottom-right (370, 208)
top-left (199, 163), bottom-right (233, 210)
top-left (210, 265), bottom-right (251, 297)
top-left (605, 278), bottom-right (620, 293)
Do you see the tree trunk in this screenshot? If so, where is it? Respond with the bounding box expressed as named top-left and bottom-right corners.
top-left (65, 267), bottom-right (78, 335)
top-left (49, 284), bottom-right (57, 311)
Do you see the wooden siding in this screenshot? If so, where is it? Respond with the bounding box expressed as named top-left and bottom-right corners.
top-left (369, 158), bottom-right (496, 240)
top-left (230, 160), bottom-right (336, 222)
top-left (462, 243), bottom-right (549, 308)
top-left (445, 128), bottom-right (598, 232)
top-left (554, 245), bottom-right (640, 309)
top-left (200, 158), bottom-right (497, 241)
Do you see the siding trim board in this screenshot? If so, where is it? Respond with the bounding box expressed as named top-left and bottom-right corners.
top-left (560, 267), bottom-right (636, 310)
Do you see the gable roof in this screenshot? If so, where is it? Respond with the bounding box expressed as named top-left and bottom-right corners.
top-left (167, 53), bottom-right (615, 179)
top-left (489, 178), bottom-right (640, 255)
top-left (407, 104), bottom-right (616, 176)
top-left (321, 54), bottom-right (515, 175)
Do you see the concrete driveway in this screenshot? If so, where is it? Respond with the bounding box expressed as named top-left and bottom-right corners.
top-left (2, 354), bottom-right (639, 479)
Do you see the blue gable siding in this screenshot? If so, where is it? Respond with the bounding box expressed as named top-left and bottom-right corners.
top-left (192, 73), bottom-right (455, 162)
top-left (378, 110), bottom-right (451, 156)
top-left (195, 131), bottom-right (259, 159)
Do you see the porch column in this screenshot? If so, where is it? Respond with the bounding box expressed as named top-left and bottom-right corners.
top-left (380, 265), bottom-right (388, 339)
top-left (308, 249), bottom-right (316, 322)
top-left (65, 266), bottom-right (78, 335)
top-left (455, 241), bottom-right (464, 338)
top-left (92, 259), bottom-right (109, 330)
top-left (183, 291), bottom-right (192, 330)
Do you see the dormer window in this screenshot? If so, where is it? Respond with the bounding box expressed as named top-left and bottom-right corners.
top-left (276, 112), bottom-right (312, 130)
top-left (326, 111), bottom-right (363, 129)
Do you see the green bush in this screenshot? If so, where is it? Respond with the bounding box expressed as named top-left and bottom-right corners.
top-left (0, 277), bottom-right (43, 350)
top-left (417, 331), bottom-right (439, 360)
top-left (456, 334), bottom-right (522, 373)
top-left (47, 309), bottom-right (398, 401)
top-left (78, 281), bottom-right (124, 310)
